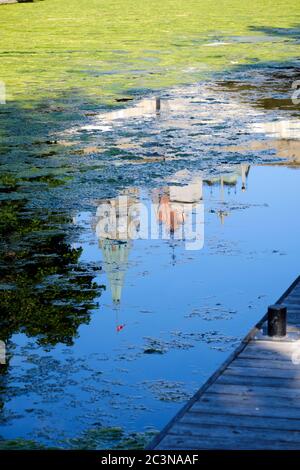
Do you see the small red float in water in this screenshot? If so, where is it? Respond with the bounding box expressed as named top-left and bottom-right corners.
top-left (116, 324), bottom-right (125, 332)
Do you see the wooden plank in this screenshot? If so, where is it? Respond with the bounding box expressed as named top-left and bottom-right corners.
top-left (234, 357), bottom-right (298, 369)
top-left (194, 390), bottom-right (300, 409)
top-left (287, 309), bottom-right (300, 315)
top-left (286, 303), bottom-right (300, 308)
top-left (286, 295), bottom-right (300, 302)
top-left (242, 341), bottom-right (297, 361)
top-left (155, 434), bottom-right (300, 450)
top-left (181, 410), bottom-right (300, 431)
top-left (286, 301), bottom-right (300, 308)
top-left (170, 421), bottom-right (300, 443)
top-left (287, 312), bottom-right (300, 319)
top-left (284, 302), bottom-right (300, 308)
top-left (190, 398), bottom-right (300, 419)
top-left (286, 313), bottom-right (300, 321)
top-left (287, 326), bottom-right (300, 332)
top-left (239, 350), bottom-right (294, 361)
top-left (288, 284), bottom-right (300, 294)
top-left (253, 336), bottom-right (299, 343)
top-left (240, 345), bottom-right (296, 361)
top-left (247, 339), bottom-right (296, 350)
top-left (288, 310), bottom-right (300, 317)
top-left (217, 373), bottom-right (300, 389)
top-left (203, 391), bottom-right (300, 409)
top-left (225, 366), bottom-right (300, 379)
top-left (209, 383), bottom-right (300, 399)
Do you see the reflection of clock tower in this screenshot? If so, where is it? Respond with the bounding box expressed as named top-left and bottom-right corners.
top-left (95, 188), bottom-right (139, 304)
top-left (99, 238), bottom-right (131, 304)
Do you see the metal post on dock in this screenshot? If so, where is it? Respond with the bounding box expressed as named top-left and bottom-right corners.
top-left (267, 305), bottom-right (287, 337)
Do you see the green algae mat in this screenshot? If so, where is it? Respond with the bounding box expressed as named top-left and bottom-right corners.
top-left (1, 0), bottom-right (300, 105)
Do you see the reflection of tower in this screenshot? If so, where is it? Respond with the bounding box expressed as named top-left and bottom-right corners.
top-left (100, 239), bottom-right (131, 304)
top-left (218, 176), bottom-right (229, 225)
top-left (169, 232), bottom-right (177, 266)
top-left (95, 189), bottom-right (139, 308)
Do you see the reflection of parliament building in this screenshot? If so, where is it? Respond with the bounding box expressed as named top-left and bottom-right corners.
top-left (94, 164), bottom-right (250, 304)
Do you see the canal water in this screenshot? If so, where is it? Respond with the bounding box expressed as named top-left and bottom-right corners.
top-left (0, 0), bottom-right (300, 449)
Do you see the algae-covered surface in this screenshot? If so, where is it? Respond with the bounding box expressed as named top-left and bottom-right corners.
top-left (0, 0), bottom-right (300, 449)
top-left (1, 0), bottom-right (300, 103)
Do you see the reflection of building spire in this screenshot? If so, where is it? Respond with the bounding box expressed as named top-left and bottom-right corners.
top-left (99, 239), bottom-right (131, 304)
top-left (95, 188), bottom-right (139, 305)
top-left (169, 231), bottom-right (177, 266)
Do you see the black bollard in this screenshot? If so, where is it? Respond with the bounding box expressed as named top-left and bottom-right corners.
top-left (267, 305), bottom-right (287, 337)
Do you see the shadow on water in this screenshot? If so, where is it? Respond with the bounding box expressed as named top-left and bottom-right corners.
top-left (0, 201), bottom-right (103, 347)
top-left (218, 62), bottom-right (300, 112)
top-left (249, 24), bottom-right (300, 42)
top-left (0, 97), bottom-right (107, 448)
top-left (216, 24), bottom-right (300, 112)
top-left (0, 94), bottom-right (106, 346)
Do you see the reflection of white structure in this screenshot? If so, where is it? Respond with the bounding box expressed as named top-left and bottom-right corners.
top-left (96, 97), bottom-right (164, 122)
top-left (228, 119), bottom-right (300, 164)
top-left (250, 119), bottom-right (300, 165)
top-left (88, 95), bottom-right (195, 126)
top-left (76, 84), bottom-right (254, 135)
top-left (205, 164), bottom-right (250, 191)
top-left (251, 120), bottom-right (300, 140)
top-left (205, 164), bottom-right (251, 224)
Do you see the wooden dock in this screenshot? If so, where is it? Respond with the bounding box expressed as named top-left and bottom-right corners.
top-left (149, 276), bottom-right (300, 450)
